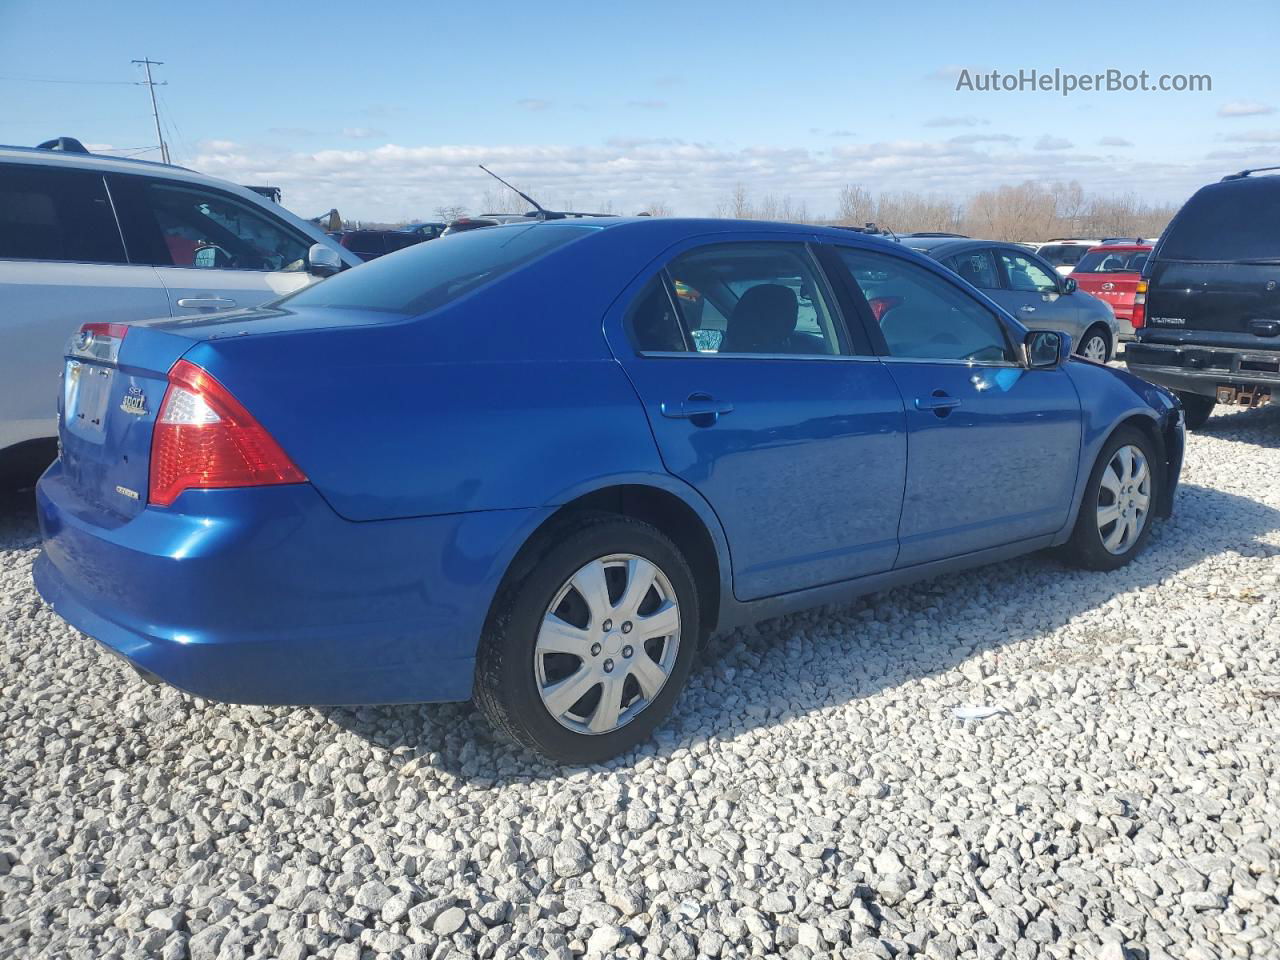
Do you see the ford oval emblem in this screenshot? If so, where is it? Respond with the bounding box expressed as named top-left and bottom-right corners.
top-left (1101, 282), bottom-right (1114, 291)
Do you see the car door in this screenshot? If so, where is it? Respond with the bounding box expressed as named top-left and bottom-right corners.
top-left (990, 246), bottom-right (1084, 341)
top-left (828, 244), bottom-right (1082, 567)
top-left (0, 164), bottom-right (170, 455)
top-left (107, 174), bottom-right (319, 317)
top-left (608, 239), bottom-right (907, 601)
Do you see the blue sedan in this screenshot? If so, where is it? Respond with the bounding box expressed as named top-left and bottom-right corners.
top-left (34, 218), bottom-right (1185, 762)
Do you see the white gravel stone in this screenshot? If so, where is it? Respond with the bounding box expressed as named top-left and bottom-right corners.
top-left (2, 403), bottom-right (1279, 960)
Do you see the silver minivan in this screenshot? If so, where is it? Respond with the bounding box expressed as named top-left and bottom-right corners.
top-left (0, 141), bottom-right (361, 485)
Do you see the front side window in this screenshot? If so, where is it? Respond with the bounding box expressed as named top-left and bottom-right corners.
top-left (836, 247), bottom-right (1014, 363)
top-left (665, 243), bottom-right (841, 356)
top-left (998, 251), bottom-right (1059, 293)
top-left (142, 183), bottom-right (311, 271)
top-left (945, 250), bottom-right (1000, 290)
top-left (0, 166), bottom-right (125, 264)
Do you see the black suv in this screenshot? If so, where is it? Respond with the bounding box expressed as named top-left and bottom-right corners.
top-left (1125, 168), bottom-right (1280, 428)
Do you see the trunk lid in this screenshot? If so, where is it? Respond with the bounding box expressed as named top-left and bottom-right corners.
top-left (59, 324), bottom-right (197, 525)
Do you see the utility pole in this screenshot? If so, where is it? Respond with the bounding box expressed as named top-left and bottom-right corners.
top-left (132, 57), bottom-right (170, 164)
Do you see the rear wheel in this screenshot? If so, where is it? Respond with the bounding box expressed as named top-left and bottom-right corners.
top-left (475, 516), bottom-right (700, 763)
top-left (1077, 325), bottom-right (1111, 363)
top-left (1176, 391), bottom-right (1215, 430)
top-left (1061, 426), bottom-right (1159, 571)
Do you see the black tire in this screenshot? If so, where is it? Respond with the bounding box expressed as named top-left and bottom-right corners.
top-left (1176, 391), bottom-right (1215, 430)
top-left (475, 515), bottom-right (700, 764)
top-left (1061, 426), bottom-right (1160, 571)
top-left (1076, 325), bottom-right (1112, 363)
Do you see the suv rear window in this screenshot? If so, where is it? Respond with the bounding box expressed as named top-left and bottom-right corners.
top-left (285, 222), bottom-right (597, 314)
top-left (1159, 180), bottom-right (1280, 262)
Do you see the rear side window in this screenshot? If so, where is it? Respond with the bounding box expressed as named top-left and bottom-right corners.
top-left (0, 166), bottom-right (125, 264)
top-left (285, 222), bottom-right (598, 314)
top-left (626, 275), bottom-right (688, 352)
top-left (1160, 181), bottom-right (1280, 262)
top-left (945, 250), bottom-right (1000, 290)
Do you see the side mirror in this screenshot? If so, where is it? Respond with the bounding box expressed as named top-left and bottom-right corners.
top-left (307, 242), bottom-right (343, 279)
top-left (1062, 276), bottom-right (1077, 294)
top-left (1024, 329), bottom-right (1070, 368)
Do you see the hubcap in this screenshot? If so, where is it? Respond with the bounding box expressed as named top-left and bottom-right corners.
top-left (1082, 335), bottom-right (1108, 362)
top-left (1096, 444), bottom-right (1151, 555)
top-left (534, 554), bottom-right (681, 736)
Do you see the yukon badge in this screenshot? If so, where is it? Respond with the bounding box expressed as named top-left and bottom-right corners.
top-left (120, 385), bottom-right (148, 416)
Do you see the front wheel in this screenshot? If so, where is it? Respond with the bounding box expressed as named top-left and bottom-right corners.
top-left (1061, 426), bottom-right (1159, 571)
top-left (1077, 326), bottom-right (1111, 363)
top-left (475, 516), bottom-right (700, 763)
top-left (1176, 391), bottom-right (1215, 430)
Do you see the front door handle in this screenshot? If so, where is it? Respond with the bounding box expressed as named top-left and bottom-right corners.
top-left (915, 392), bottom-right (961, 417)
top-left (1019, 305), bottom-right (1037, 314)
top-left (660, 393), bottom-right (735, 421)
top-left (176, 297), bottom-right (237, 309)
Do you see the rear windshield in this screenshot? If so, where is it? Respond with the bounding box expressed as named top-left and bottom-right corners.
top-left (1037, 244), bottom-right (1090, 267)
top-left (1074, 249), bottom-right (1149, 273)
top-left (1160, 180), bottom-right (1280, 262)
top-left (286, 222), bottom-right (597, 314)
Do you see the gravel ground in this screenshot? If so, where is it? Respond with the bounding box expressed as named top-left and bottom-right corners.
top-left (2, 403), bottom-right (1278, 960)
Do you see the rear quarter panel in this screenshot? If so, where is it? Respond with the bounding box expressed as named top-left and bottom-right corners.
top-left (180, 229), bottom-right (674, 522)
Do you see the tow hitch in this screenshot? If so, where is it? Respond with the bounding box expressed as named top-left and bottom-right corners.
top-left (1215, 384), bottom-right (1273, 408)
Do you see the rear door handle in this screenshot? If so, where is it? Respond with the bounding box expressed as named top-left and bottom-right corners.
top-left (1019, 305), bottom-right (1037, 314)
top-left (176, 297), bottom-right (237, 309)
top-left (660, 393), bottom-right (735, 420)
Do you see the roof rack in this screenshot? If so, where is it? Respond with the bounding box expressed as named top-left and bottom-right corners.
top-left (1221, 165), bottom-right (1280, 181)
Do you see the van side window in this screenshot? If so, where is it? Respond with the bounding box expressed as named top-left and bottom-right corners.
top-left (0, 167), bottom-right (126, 264)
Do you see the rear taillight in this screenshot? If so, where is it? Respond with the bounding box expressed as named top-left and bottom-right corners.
top-left (148, 360), bottom-right (306, 507)
top-left (1132, 280), bottom-right (1147, 329)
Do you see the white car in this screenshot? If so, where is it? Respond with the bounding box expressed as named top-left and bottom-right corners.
top-left (1035, 239), bottom-right (1102, 276)
top-left (0, 140), bottom-right (361, 485)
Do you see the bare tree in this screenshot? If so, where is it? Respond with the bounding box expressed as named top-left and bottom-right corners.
top-left (836, 184), bottom-right (874, 226)
top-left (434, 204), bottom-right (467, 223)
top-left (642, 201), bottom-right (673, 217)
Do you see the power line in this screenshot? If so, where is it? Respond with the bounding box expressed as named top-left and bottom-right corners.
top-left (131, 58), bottom-right (170, 165)
top-left (0, 74), bottom-right (136, 85)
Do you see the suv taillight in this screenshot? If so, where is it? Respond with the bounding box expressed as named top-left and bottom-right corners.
top-left (148, 360), bottom-right (305, 507)
top-left (1132, 280), bottom-right (1147, 329)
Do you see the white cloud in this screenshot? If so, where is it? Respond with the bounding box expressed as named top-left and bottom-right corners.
top-left (950, 133), bottom-right (1018, 145)
top-left (924, 116), bottom-right (988, 128)
top-left (1224, 129), bottom-right (1280, 143)
top-left (1218, 100), bottom-right (1275, 118)
top-left (516, 99), bottom-right (552, 111)
top-left (1098, 136), bottom-right (1133, 147)
top-left (186, 137), bottom-right (1224, 222)
top-left (1034, 135), bottom-right (1074, 151)
top-left (341, 127), bottom-right (385, 140)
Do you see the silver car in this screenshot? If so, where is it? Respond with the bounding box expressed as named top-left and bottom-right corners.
top-left (904, 238), bottom-right (1123, 362)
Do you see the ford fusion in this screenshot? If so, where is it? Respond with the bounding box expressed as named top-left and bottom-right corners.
top-left (34, 218), bottom-right (1185, 763)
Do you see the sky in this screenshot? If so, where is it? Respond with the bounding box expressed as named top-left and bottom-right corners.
top-left (3, 0), bottom-right (1279, 222)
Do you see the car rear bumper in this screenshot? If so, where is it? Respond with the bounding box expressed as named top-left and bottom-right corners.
top-left (1125, 341), bottom-right (1280, 397)
top-left (34, 464), bottom-right (547, 705)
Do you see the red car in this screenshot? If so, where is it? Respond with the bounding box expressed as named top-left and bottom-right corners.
top-left (1070, 244), bottom-right (1152, 339)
